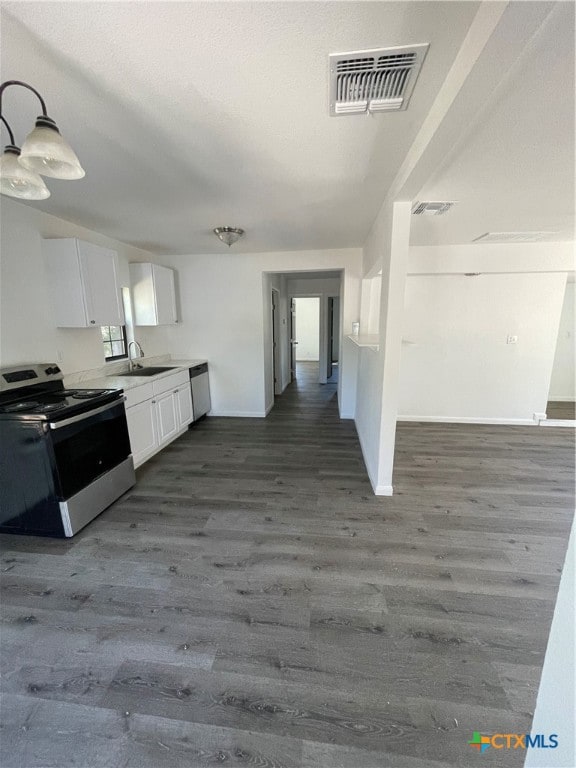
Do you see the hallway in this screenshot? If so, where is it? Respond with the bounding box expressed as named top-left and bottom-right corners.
top-left (1, 365), bottom-right (574, 767)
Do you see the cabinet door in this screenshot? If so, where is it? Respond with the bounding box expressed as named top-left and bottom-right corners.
top-left (155, 391), bottom-right (178, 446)
top-left (125, 400), bottom-right (157, 467)
top-left (152, 264), bottom-right (177, 325)
top-left (44, 239), bottom-right (88, 327)
top-left (175, 384), bottom-right (193, 428)
top-left (78, 241), bottom-right (124, 326)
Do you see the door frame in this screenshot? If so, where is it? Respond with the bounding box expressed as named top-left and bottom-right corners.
top-left (271, 287), bottom-right (282, 395)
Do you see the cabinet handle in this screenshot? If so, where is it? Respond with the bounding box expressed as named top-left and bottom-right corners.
top-left (152, 400), bottom-right (156, 404)
top-left (173, 390), bottom-right (178, 394)
top-left (90, 320), bottom-right (96, 324)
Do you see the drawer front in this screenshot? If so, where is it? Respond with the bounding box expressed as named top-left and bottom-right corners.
top-left (153, 370), bottom-right (188, 395)
top-left (125, 383), bottom-right (154, 408)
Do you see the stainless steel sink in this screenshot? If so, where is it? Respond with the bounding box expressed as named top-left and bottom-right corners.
top-left (121, 366), bottom-right (178, 377)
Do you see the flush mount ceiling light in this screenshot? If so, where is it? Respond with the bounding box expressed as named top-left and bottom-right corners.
top-left (213, 227), bottom-right (245, 247)
top-left (0, 79), bottom-right (85, 200)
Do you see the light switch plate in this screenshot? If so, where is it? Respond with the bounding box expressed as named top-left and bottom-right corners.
top-left (506, 335), bottom-right (518, 344)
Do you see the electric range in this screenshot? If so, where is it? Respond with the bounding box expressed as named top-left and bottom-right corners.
top-left (0, 363), bottom-right (135, 537)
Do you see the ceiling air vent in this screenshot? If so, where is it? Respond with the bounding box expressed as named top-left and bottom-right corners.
top-left (412, 201), bottom-right (456, 216)
top-left (473, 231), bottom-right (559, 243)
top-left (329, 44), bottom-right (429, 116)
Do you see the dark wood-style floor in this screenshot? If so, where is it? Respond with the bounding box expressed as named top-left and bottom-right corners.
top-left (1, 362), bottom-right (574, 767)
top-left (547, 400), bottom-right (576, 420)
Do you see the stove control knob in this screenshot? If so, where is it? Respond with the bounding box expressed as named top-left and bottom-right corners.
top-left (45, 367), bottom-right (55, 375)
top-left (53, 366), bottom-right (61, 374)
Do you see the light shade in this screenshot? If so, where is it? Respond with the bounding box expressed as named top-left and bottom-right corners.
top-left (213, 227), bottom-right (245, 247)
top-left (19, 117), bottom-right (85, 180)
top-left (0, 146), bottom-right (50, 200)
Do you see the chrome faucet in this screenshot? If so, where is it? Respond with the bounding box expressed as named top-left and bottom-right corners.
top-left (128, 341), bottom-right (145, 371)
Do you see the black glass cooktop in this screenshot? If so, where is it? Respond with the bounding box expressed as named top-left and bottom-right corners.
top-left (0, 388), bottom-right (121, 419)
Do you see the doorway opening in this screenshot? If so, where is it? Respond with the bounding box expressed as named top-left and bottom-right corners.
top-left (292, 296), bottom-right (320, 382)
top-left (263, 270), bottom-right (344, 414)
top-left (327, 295), bottom-right (340, 383)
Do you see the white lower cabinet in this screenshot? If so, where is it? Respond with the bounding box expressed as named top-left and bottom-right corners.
top-left (125, 370), bottom-right (193, 468)
top-left (155, 390), bottom-right (179, 446)
top-left (175, 384), bottom-right (193, 427)
top-left (125, 399), bottom-right (157, 467)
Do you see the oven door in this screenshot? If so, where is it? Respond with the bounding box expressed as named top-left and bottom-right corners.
top-left (48, 399), bottom-right (132, 499)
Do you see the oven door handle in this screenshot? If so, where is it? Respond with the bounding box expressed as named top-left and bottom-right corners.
top-left (49, 397), bottom-right (125, 430)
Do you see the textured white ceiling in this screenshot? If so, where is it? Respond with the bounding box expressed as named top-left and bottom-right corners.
top-left (1, 1), bottom-right (479, 254)
top-left (410, 1), bottom-right (575, 245)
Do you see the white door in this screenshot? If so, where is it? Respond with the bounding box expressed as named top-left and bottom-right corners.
top-left (155, 391), bottom-right (178, 445)
top-left (125, 400), bottom-right (157, 467)
top-left (175, 384), bottom-right (193, 428)
top-left (153, 264), bottom-right (177, 325)
top-left (78, 241), bottom-right (124, 326)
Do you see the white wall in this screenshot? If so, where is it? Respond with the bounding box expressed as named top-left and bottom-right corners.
top-left (398, 273), bottom-right (567, 423)
top-left (355, 202), bottom-right (412, 495)
top-left (294, 298), bottom-right (319, 361)
top-left (0, 198), bottom-right (169, 374)
top-left (397, 243), bottom-right (573, 424)
top-left (525, 520), bottom-right (575, 768)
top-left (407, 242), bottom-right (575, 275)
top-left (549, 280), bottom-right (575, 401)
top-left (145, 250), bottom-right (361, 418)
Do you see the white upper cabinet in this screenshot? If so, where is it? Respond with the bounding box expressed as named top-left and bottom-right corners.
top-left (43, 238), bottom-right (124, 327)
top-left (129, 262), bottom-right (177, 325)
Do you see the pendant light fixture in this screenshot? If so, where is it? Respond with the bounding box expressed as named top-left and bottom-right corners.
top-left (0, 80), bottom-right (85, 200)
top-left (213, 227), bottom-right (245, 247)
top-left (0, 120), bottom-right (49, 200)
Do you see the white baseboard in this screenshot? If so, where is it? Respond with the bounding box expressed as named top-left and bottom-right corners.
top-left (375, 484), bottom-right (394, 496)
top-left (547, 396), bottom-right (576, 402)
top-left (339, 411), bottom-right (354, 420)
top-left (265, 401), bottom-right (274, 416)
top-left (209, 411), bottom-right (268, 418)
top-left (540, 419), bottom-right (576, 428)
top-left (397, 415), bottom-right (536, 426)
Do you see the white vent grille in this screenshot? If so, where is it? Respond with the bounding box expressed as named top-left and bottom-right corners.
top-left (412, 201), bottom-right (456, 216)
top-left (473, 231), bottom-right (560, 243)
top-left (330, 44), bottom-right (429, 116)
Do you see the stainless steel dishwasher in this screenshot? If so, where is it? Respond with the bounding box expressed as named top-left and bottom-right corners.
top-left (189, 363), bottom-right (211, 421)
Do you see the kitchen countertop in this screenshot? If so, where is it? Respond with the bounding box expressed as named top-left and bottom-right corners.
top-left (64, 358), bottom-right (207, 393)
